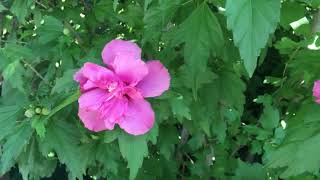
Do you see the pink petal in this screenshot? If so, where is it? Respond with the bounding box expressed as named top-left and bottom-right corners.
top-left (78, 90), bottom-right (123, 132)
top-left (78, 108), bottom-right (114, 132)
top-left (74, 70), bottom-right (87, 87)
top-left (118, 99), bottom-right (155, 136)
top-left (101, 39), bottom-right (141, 66)
top-left (100, 97), bottom-right (128, 125)
top-left (78, 89), bottom-right (109, 111)
top-left (136, 60), bottom-right (170, 97)
top-left (112, 54), bottom-right (148, 86)
top-left (122, 86), bottom-right (143, 100)
top-left (74, 62), bottom-right (117, 91)
top-left (313, 80), bottom-right (320, 104)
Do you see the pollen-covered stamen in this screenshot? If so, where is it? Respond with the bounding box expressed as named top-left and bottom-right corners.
top-left (107, 81), bottom-right (118, 92)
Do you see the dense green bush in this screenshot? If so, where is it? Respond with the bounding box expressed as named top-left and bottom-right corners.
top-left (1, 0), bottom-right (320, 179)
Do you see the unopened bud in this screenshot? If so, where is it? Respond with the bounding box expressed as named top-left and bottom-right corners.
top-left (35, 108), bottom-right (41, 114)
top-left (41, 108), bottom-right (50, 115)
top-left (25, 109), bottom-right (35, 118)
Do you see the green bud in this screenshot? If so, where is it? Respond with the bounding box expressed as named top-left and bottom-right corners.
top-left (47, 152), bottom-right (55, 158)
top-left (63, 28), bottom-right (70, 35)
top-left (90, 135), bottom-right (99, 140)
top-left (35, 108), bottom-right (42, 114)
top-left (41, 108), bottom-right (50, 115)
top-left (24, 109), bottom-right (35, 118)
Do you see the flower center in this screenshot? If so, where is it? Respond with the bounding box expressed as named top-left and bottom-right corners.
top-left (107, 82), bottom-right (118, 92)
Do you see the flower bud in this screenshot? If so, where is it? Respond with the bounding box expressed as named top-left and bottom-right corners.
top-left (35, 108), bottom-right (42, 114)
top-left (41, 108), bottom-right (50, 115)
top-left (24, 109), bottom-right (35, 118)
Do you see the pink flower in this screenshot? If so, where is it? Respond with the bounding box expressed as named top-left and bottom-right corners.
top-left (313, 80), bottom-right (320, 104)
top-left (74, 40), bottom-right (170, 135)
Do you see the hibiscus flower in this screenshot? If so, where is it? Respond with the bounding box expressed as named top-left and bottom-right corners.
top-left (74, 40), bottom-right (170, 135)
top-left (313, 80), bottom-right (320, 104)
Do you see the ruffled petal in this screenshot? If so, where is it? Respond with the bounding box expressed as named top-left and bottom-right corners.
top-left (78, 108), bottom-right (114, 132)
top-left (78, 89), bottom-right (121, 132)
top-left (101, 39), bottom-right (141, 66)
top-left (74, 62), bottom-right (116, 91)
top-left (118, 99), bottom-right (154, 136)
top-left (78, 89), bottom-right (109, 110)
top-left (112, 54), bottom-right (148, 86)
top-left (100, 97), bottom-right (128, 125)
top-left (122, 86), bottom-right (143, 100)
top-left (136, 61), bottom-right (170, 97)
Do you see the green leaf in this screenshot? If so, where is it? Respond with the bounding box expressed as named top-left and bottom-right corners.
top-left (113, 0), bottom-right (119, 11)
top-left (255, 95), bottom-right (280, 130)
top-left (289, 50), bottom-right (320, 82)
top-left (225, 0), bottom-right (280, 76)
top-left (104, 128), bottom-right (120, 143)
top-left (10, 0), bottom-right (33, 23)
top-left (178, 65), bottom-right (217, 96)
top-left (2, 60), bottom-right (25, 93)
top-left (0, 105), bottom-right (20, 141)
top-left (94, 1), bottom-right (116, 23)
top-left (37, 16), bottom-right (64, 44)
top-left (40, 120), bottom-right (84, 179)
top-left (158, 125), bottom-right (179, 160)
top-left (144, 0), bottom-right (153, 11)
top-left (233, 159), bottom-right (267, 180)
top-left (118, 132), bottom-right (149, 180)
top-left (31, 116), bottom-right (46, 138)
top-left (274, 37), bottom-right (300, 55)
top-left (267, 103), bottom-right (320, 178)
top-left (146, 122), bottom-right (159, 145)
top-left (95, 142), bottom-right (121, 175)
top-left (143, 0), bottom-right (180, 41)
top-left (18, 137), bottom-right (57, 180)
top-left (118, 4), bottom-right (144, 28)
top-left (268, 132), bottom-right (320, 178)
top-left (280, 1), bottom-right (305, 29)
top-left (174, 3), bottom-right (224, 96)
top-left (0, 122), bottom-right (33, 175)
top-left (200, 72), bottom-right (245, 142)
top-left (301, 0), bottom-right (320, 7)
top-left (51, 69), bottom-right (77, 94)
top-left (3, 43), bottom-right (37, 62)
top-left (202, 71), bottom-right (246, 114)
top-left (169, 96), bottom-right (191, 122)
top-left (0, 3), bottom-right (7, 12)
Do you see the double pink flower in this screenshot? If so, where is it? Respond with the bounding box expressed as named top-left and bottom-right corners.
top-left (313, 80), bottom-right (320, 104)
top-left (74, 40), bottom-right (170, 135)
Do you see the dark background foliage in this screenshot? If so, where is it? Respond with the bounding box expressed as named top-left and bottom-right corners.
top-left (0, 0), bottom-right (320, 179)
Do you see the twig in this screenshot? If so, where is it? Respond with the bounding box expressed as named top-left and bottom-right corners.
top-left (184, 152), bottom-right (194, 164)
top-left (281, 46), bottom-right (301, 84)
top-left (181, 0), bottom-right (192, 6)
top-left (21, 59), bottom-right (50, 85)
top-left (1, 40), bottom-right (27, 44)
top-left (33, 0), bottom-right (48, 9)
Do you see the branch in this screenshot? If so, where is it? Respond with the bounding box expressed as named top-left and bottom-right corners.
top-left (21, 59), bottom-right (50, 85)
top-left (33, 0), bottom-right (48, 9)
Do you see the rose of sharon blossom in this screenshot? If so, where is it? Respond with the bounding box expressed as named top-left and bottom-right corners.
top-left (74, 40), bottom-right (170, 135)
top-left (313, 80), bottom-right (320, 104)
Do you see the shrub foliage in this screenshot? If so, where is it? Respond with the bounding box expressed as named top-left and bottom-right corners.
top-left (0, 0), bottom-right (320, 179)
